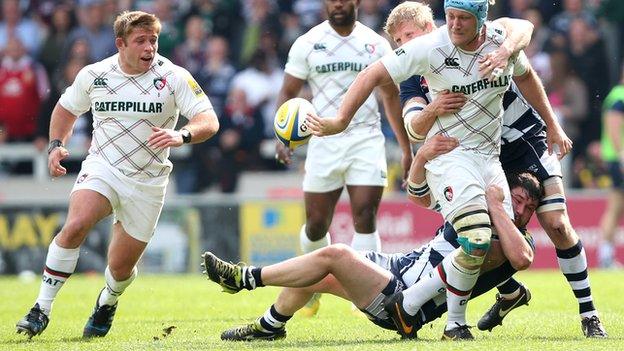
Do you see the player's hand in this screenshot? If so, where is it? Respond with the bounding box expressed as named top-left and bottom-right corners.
top-left (416, 134), bottom-right (459, 161)
top-left (48, 146), bottom-right (69, 177)
top-left (147, 127), bottom-right (183, 149)
top-left (400, 151), bottom-right (413, 188)
top-left (428, 90), bottom-right (467, 116)
top-left (306, 113), bottom-right (348, 136)
top-left (275, 141), bottom-right (293, 165)
top-left (546, 124), bottom-right (573, 160)
top-left (479, 46), bottom-right (511, 81)
top-left (485, 185), bottom-right (505, 204)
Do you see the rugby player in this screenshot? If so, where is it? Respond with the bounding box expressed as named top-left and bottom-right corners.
top-left (383, 1), bottom-right (606, 338)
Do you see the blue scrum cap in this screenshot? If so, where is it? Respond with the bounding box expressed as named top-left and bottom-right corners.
top-left (444, 0), bottom-right (489, 31)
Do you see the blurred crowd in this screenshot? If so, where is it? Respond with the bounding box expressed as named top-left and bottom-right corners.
top-left (0, 0), bottom-right (623, 192)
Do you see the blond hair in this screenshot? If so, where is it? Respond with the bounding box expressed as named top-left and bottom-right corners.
top-left (113, 11), bottom-right (161, 41)
top-left (384, 1), bottom-right (435, 37)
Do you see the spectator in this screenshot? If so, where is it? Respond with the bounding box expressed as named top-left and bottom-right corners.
top-left (0, 36), bottom-right (49, 142)
top-left (151, 0), bottom-right (181, 58)
top-left (522, 8), bottom-right (551, 83)
top-left (66, 0), bottom-right (116, 62)
top-left (229, 49), bottom-right (283, 139)
top-left (358, 0), bottom-right (384, 32)
top-left (546, 50), bottom-right (589, 160)
top-left (292, 0), bottom-right (323, 31)
top-left (239, 0), bottom-right (280, 66)
top-left (38, 5), bottom-right (76, 78)
top-left (173, 15), bottom-right (210, 76)
top-left (177, 35), bottom-right (237, 193)
top-left (549, 0), bottom-right (597, 50)
top-left (567, 17), bottom-right (610, 151)
top-left (0, 0), bottom-right (45, 56)
top-left (218, 88), bottom-right (265, 192)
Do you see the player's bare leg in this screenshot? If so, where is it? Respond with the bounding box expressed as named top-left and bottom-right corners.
top-left (537, 178), bottom-right (606, 338)
top-left (298, 188), bottom-right (343, 315)
top-left (83, 222), bottom-right (147, 338)
top-left (212, 245), bottom-right (392, 341)
top-left (346, 185), bottom-right (383, 251)
top-left (17, 190), bottom-right (112, 339)
top-left (599, 190), bottom-right (624, 268)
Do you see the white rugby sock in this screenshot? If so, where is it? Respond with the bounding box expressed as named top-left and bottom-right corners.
top-left (36, 238), bottom-right (80, 315)
top-left (299, 225), bottom-right (331, 254)
top-left (98, 266), bottom-right (137, 306)
top-left (402, 265), bottom-right (446, 315)
top-left (350, 231), bottom-right (381, 252)
top-left (442, 255), bottom-right (479, 329)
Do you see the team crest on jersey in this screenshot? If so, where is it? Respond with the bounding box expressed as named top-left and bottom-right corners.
top-left (365, 44), bottom-right (376, 54)
top-left (154, 78), bottom-right (167, 90)
top-left (443, 186), bottom-right (453, 202)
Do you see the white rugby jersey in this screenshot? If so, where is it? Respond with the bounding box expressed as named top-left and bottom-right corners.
top-left (382, 23), bottom-right (530, 155)
top-left (285, 21), bottom-right (392, 136)
top-left (60, 53), bottom-right (213, 184)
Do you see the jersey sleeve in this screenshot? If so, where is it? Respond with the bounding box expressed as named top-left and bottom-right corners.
top-left (400, 75), bottom-right (429, 107)
top-left (284, 36), bottom-right (309, 80)
top-left (511, 50), bottom-right (530, 77)
top-left (173, 67), bottom-right (214, 119)
top-left (58, 67), bottom-right (92, 117)
top-left (381, 34), bottom-right (431, 85)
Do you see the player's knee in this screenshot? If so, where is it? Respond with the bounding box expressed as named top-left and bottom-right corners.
top-left (452, 206), bottom-right (492, 256)
top-left (305, 221), bottom-right (331, 241)
top-left (539, 210), bottom-right (577, 248)
top-left (58, 218), bottom-right (92, 247)
top-left (317, 244), bottom-right (352, 262)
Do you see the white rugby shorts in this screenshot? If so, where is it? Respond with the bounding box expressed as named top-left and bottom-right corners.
top-left (71, 157), bottom-right (167, 242)
top-left (425, 149), bottom-right (513, 221)
top-left (303, 132), bottom-right (387, 192)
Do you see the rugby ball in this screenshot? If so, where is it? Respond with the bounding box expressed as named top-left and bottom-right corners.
top-left (274, 98), bottom-right (315, 149)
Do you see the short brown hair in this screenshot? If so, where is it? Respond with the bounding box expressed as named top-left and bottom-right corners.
top-left (113, 11), bottom-right (161, 41)
top-left (384, 1), bottom-right (435, 38)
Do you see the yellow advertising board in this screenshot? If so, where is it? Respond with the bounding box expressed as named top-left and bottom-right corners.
top-left (240, 201), bottom-right (304, 266)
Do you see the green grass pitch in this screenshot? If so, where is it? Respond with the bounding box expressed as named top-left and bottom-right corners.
top-left (1, 270), bottom-right (623, 350)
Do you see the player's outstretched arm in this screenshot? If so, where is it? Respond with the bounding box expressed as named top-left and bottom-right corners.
top-left (407, 134), bottom-right (458, 209)
top-left (513, 66), bottom-right (572, 159)
top-left (378, 81), bottom-right (412, 181)
top-left (48, 103), bottom-right (78, 177)
top-left (485, 186), bottom-right (533, 271)
top-left (275, 74), bottom-right (306, 165)
top-left (480, 18), bottom-right (534, 80)
top-left (307, 61), bottom-right (394, 136)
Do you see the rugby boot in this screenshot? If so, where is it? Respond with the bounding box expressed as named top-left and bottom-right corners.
top-left (383, 291), bottom-right (418, 339)
top-left (442, 323), bottom-right (474, 340)
top-left (221, 318), bottom-right (286, 341)
top-left (581, 315), bottom-right (608, 338)
top-left (201, 251), bottom-right (245, 293)
top-left (477, 284), bottom-right (531, 331)
top-left (83, 289), bottom-right (118, 338)
top-left (16, 303), bottom-right (49, 339)
top-left (299, 293), bottom-right (321, 317)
